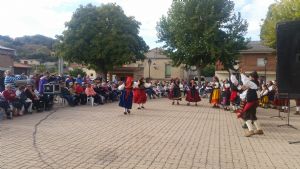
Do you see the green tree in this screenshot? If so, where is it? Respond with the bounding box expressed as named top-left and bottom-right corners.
top-left (202, 65), bottom-right (215, 77)
top-left (261, 0), bottom-right (300, 48)
top-left (56, 3), bottom-right (149, 79)
top-left (157, 0), bottom-right (248, 77)
top-left (69, 68), bottom-right (86, 78)
top-left (36, 65), bottom-right (47, 74)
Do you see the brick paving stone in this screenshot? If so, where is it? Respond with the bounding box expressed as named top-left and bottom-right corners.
top-left (1, 98), bottom-right (300, 169)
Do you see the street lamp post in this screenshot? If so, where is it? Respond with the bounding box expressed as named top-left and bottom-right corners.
top-left (148, 58), bottom-right (152, 79)
top-left (264, 57), bottom-right (268, 83)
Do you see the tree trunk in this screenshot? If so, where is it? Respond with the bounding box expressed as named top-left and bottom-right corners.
top-left (196, 65), bottom-right (202, 82)
top-left (96, 70), bottom-right (107, 82)
top-left (102, 71), bottom-right (108, 82)
top-left (227, 69), bottom-right (231, 80)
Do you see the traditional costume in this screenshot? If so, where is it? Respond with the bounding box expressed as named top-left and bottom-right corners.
top-left (169, 79), bottom-right (182, 105)
top-left (209, 76), bottom-right (221, 108)
top-left (221, 81), bottom-right (231, 111)
top-left (185, 80), bottom-right (201, 106)
top-left (259, 85), bottom-right (269, 108)
top-left (238, 72), bottom-right (264, 137)
top-left (267, 82), bottom-right (275, 108)
top-left (133, 78), bottom-right (150, 109)
top-left (118, 77), bottom-right (133, 115)
top-left (230, 74), bottom-right (241, 112)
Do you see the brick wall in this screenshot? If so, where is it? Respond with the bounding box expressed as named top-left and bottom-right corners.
top-left (215, 52), bottom-right (276, 72)
top-left (239, 53), bottom-right (276, 72)
top-left (0, 54), bottom-right (13, 69)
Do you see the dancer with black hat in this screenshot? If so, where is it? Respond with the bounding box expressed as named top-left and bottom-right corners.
top-left (238, 71), bottom-right (264, 137)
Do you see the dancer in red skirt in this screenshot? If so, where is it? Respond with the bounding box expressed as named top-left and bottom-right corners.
top-left (133, 77), bottom-right (149, 109)
top-left (185, 79), bottom-right (201, 106)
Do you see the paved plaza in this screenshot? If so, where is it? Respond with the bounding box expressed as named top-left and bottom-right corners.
top-left (1, 98), bottom-right (300, 169)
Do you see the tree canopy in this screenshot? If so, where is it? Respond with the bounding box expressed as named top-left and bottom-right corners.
top-left (261, 0), bottom-right (300, 48)
top-left (157, 0), bottom-right (248, 76)
top-left (56, 3), bottom-right (149, 77)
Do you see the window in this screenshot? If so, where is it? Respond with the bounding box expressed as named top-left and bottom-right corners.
top-left (257, 58), bottom-right (265, 67)
top-left (165, 64), bottom-right (171, 78)
top-left (24, 61), bottom-right (28, 65)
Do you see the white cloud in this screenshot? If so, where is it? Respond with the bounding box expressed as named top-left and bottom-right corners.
top-left (0, 0), bottom-right (95, 38)
top-left (99, 0), bottom-right (172, 48)
top-left (0, 0), bottom-right (276, 48)
top-left (233, 0), bottom-right (276, 40)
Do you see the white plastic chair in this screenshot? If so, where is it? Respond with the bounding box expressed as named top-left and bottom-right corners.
top-left (87, 96), bottom-right (94, 107)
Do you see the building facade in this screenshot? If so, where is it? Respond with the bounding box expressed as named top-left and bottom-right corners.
top-left (215, 41), bottom-right (276, 82)
top-left (0, 45), bottom-right (14, 74)
top-left (19, 59), bottom-right (41, 66)
top-left (111, 48), bottom-right (195, 81)
top-left (13, 62), bottom-right (31, 75)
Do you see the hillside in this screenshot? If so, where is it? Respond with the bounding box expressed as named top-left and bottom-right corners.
top-left (0, 34), bottom-right (58, 62)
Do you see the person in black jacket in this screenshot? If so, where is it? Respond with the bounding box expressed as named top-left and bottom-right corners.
top-left (25, 84), bottom-right (44, 112)
top-left (60, 82), bottom-right (76, 106)
top-left (238, 71), bottom-right (264, 137)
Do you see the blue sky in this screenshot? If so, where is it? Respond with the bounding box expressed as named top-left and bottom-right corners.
top-left (0, 0), bottom-right (276, 49)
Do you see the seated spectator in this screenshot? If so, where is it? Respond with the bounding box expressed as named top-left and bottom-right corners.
top-left (75, 82), bottom-right (87, 105)
top-left (2, 84), bottom-right (23, 116)
top-left (0, 92), bottom-right (12, 119)
top-left (16, 85), bottom-right (32, 114)
top-left (25, 84), bottom-right (44, 112)
top-left (65, 76), bottom-right (74, 88)
top-left (60, 82), bottom-right (76, 107)
top-left (85, 83), bottom-right (102, 104)
top-left (94, 83), bottom-right (108, 102)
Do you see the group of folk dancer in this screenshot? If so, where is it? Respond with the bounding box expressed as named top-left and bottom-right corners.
top-left (118, 71), bottom-right (299, 137)
top-left (118, 77), bottom-right (201, 114)
top-left (166, 70), bottom-right (264, 137)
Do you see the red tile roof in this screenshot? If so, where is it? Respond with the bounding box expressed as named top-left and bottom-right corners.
top-left (13, 62), bottom-right (32, 68)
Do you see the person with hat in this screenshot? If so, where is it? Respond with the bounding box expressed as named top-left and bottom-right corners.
top-left (118, 77), bottom-right (134, 115)
top-left (238, 71), bottom-right (264, 137)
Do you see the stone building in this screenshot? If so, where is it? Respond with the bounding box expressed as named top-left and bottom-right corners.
top-left (111, 48), bottom-right (196, 81)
